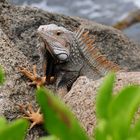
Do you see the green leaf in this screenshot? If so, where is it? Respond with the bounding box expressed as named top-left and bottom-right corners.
top-left (95, 73), bottom-right (140, 140)
top-left (95, 119), bottom-right (109, 140)
top-left (126, 138), bottom-right (137, 140)
top-left (109, 86), bottom-right (140, 139)
top-left (0, 119), bottom-right (29, 140)
top-left (39, 135), bottom-right (59, 140)
top-left (131, 119), bottom-right (140, 139)
top-left (110, 86), bottom-right (140, 122)
top-left (36, 87), bottom-right (89, 140)
top-left (0, 67), bottom-right (5, 84)
top-left (0, 117), bottom-right (7, 130)
top-left (96, 73), bottom-right (115, 119)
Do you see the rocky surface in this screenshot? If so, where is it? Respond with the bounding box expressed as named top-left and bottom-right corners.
top-left (64, 72), bottom-right (140, 135)
top-left (0, 0), bottom-right (140, 71)
top-left (0, 25), bottom-right (44, 140)
top-left (0, 0), bottom-right (140, 139)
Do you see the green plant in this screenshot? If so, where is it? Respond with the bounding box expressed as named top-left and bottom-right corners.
top-left (0, 117), bottom-right (28, 140)
top-left (0, 67), bottom-right (5, 84)
top-left (36, 87), bottom-right (89, 140)
top-left (95, 73), bottom-right (140, 140)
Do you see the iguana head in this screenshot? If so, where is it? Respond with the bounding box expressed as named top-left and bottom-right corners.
top-left (37, 24), bottom-right (81, 88)
top-left (37, 24), bottom-right (73, 62)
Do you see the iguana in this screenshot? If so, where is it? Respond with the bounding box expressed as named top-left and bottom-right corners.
top-left (19, 24), bottom-right (121, 92)
top-left (18, 24), bottom-right (121, 128)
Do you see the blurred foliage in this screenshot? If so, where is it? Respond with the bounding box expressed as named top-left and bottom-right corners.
top-left (36, 87), bottom-right (89, 140)
top-left (0, 70), bottom-right (140, 140)
top-left (0, 117), bottom-right (28, 140)
top-left (0, 67), bottom-right (5, 84)
top-left (39, 135), bottom-right (58, 140)
top-left (96, 73), bottom-right (140, 140)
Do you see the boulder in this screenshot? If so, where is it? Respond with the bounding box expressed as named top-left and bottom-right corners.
top-left (64, 72), bottom-right (140, 135)
top-left (0, 0), bottom-right (140, 71)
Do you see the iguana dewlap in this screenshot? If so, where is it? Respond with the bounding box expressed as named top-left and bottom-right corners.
top-left (37, 24), bottom-right (121, 91)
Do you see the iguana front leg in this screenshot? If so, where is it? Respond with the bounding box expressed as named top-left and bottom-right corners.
top-left (17, 66), bottom-right (45, 128)
top-left (18, 65), bottom-right (46, 88)
top-left (17, 104), bottom-right (43, 129)
top-left (18, 65), bottom-right (56, 129)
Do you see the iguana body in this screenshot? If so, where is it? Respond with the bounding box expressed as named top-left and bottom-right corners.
top-left (18, 24), bottom-right (133, 128)
top-left (37, 24), bottom-right (121, 90)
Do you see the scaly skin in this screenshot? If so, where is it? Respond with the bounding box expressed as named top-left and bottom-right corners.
top-left (18, 24), bottom-right (121, 128)
top-left (19, 24), bottom-right (121, 94)
top-left (37, 24), bottom-right (121, 91)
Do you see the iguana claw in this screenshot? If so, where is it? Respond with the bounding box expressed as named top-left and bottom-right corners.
top-left (18, 65), bottom-right (46, 88)
top-left (17, 103), bottom-right (44, 129)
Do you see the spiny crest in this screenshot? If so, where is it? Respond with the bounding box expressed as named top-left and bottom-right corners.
top-left (75, 27), bottom-right (121, 75)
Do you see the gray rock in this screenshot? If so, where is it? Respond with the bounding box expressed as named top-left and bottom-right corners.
top-left (64, 72), bottom-right (140, 136)
top-left (0, 27), bottom-right (45, 139)
top-left (0, 0), bottom-right (140, 139)
top-left (0, 0), bottom-right (140, 71)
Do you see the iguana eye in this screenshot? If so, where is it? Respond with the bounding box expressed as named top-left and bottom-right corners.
top-left (56, 31), bottom-right (61, 36)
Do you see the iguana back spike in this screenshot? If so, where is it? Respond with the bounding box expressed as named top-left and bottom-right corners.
top-left (75, 27), bottom-right (85, 39)
top-left (82, 31), bottom-right (90, 38)
top-left (75, 27), bottom-right (121, 75)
